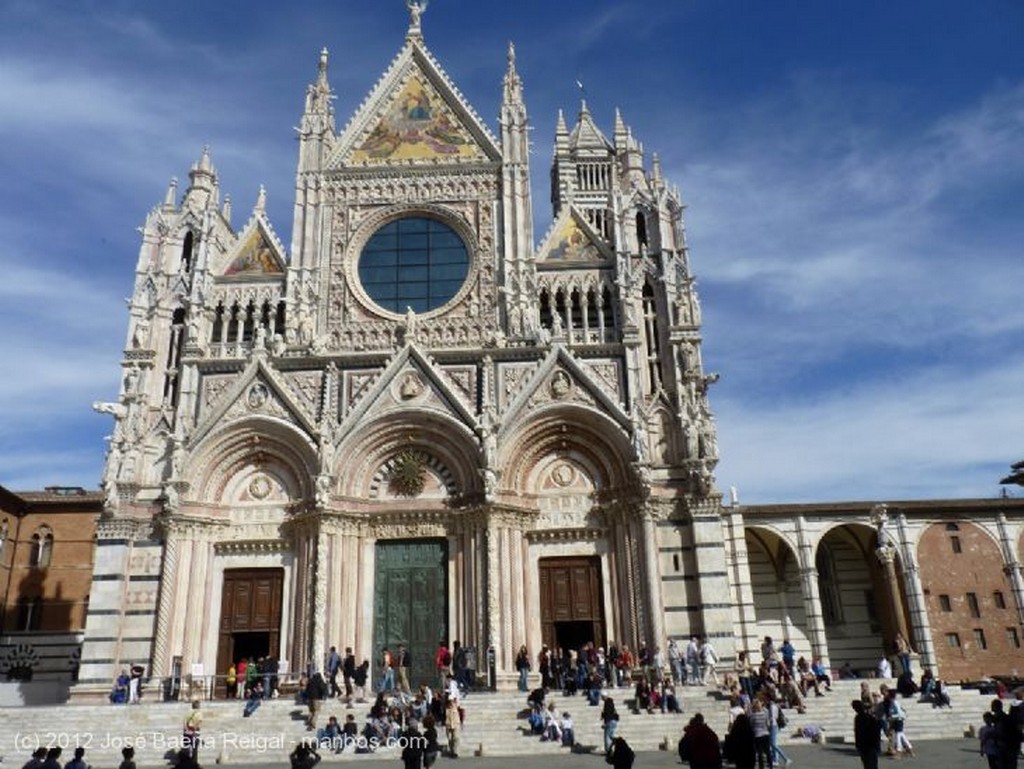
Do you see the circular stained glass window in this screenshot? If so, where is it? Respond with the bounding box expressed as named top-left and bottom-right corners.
top-left (358, 217), bottom-right (469, 314)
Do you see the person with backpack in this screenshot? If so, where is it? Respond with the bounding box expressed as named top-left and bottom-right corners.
top-left (885, 689), bottom-right (914, 758)
top-left (768, 696), bottom-right (792, 766)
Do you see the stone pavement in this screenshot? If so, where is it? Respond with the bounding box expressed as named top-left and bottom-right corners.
top-left (240, 739), bottom-right (985, 769)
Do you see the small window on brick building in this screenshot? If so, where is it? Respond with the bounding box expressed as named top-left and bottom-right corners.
top-left (939, 594), bottom-right (952, 612)
top-left (974, 628), bottom-right (988, 650)
top-left (994, 591), bottom-right (1007, 610)
top-left (945, 523), bottom-right (960, 531)
top-left (673, 554), bottom-right (680, 572)
top-left (1007, 628), bottom-right (1020, 649)
top-left (967, 592), bottom-right (981, 618)
top-left (950, 535), bottom-right (962, 554)
top-left (16, 597), bottom-right (42, 631)
top-left (945, 632), bottom-right (961, 648)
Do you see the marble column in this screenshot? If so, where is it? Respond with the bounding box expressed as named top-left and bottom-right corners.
top-left (641, 509), bottom-right (666, 651)
top-left (876, 545), bottom-right (910, 642)
top-left (794, 516), bottom-right (829, 666)
top-left (149, 526), bottom-right (179, 678)
top-left (996, 512), bottom-right (1024, 626)
top-left (893, 512), bottom-right (935, 671)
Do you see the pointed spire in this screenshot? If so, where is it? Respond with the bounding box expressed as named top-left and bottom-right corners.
top-left (614, 107), bottom-right (627, 135)
top-left (556, 109), bottom-right (568, 136)
top-left (503, 40), bottom-right (523, 104)
top-left (222, 194), bottom-right (232, 225)
top-left (163, 177), bottom-right (178, 210)
top-left (255, 185), bottom-right (267, 214)
top-left (652, 152), bottom-right (663, 184)
top-left (579, 99), bottom-right (590, 118)
top-left (185, 146), bottom-right (218, 209)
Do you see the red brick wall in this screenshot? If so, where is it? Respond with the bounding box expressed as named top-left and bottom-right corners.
top-left (918, 522), bottom-right (1024, 682)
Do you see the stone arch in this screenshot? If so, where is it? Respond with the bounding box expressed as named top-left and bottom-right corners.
top-left (334, 412), bottom-right (479, 501)
top-left (922, 520), bottom-right (1020, 681)
top-left (498, 406), bottom-right (633, 499)
top-left (814, 522), bottom-right (891, 674)
top-left (744, 526), bottom-right (810, 661)
top-left (188, 417), bottom-right (318, 504)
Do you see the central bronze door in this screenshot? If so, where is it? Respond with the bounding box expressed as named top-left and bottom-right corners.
top-left (539, 556), bottom-right (605, 652)
top-left (372, 539), bottom-right (447, 689)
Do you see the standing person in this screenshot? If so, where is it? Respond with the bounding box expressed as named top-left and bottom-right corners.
top-left (444, 696), bottom-right (461, 758)
top-left (768, 697), bottom-right (792, 767)
top-left (397, 643), bottom-right (411, 694)
top-left (601, 695), bottom-right (619, 753)
top-left (306, 669), bottom-right (327, 731)
top-left (401, 720), bottom-right (424, 769)
top-left (779, 638), bottom-right (795, 675)
top-left (682, 712), bottom-right (723, 769)
top-left (379, 646), bottom-right (395, 692)
top-left (979, 711), bottom-right (1000, 769)
top-left (352, 659), bottom-right (369, 703)
top-left (342, 647), bottom-right (356, 703)
top-left (736, 651), bottom-right (754, 698)
top-left (128, 663), bottom-right (144, 704)
top-left (668, 639), bottom-right (683, 684)
top-left (422, 713), bottom-right (440, 768)
top-left (183, 700), bottom-right (203, 765)
top-left (23, 747), bottom-right (47, 769)
top-left (435, 642), bottom-right (451, 689)
top-left (606, 642), bottom-right (620, 688)
top-left (236, 657), bottom-right (248, 699)
top-left (893, 633), bottom-right (912, 676)
top-left (853, 699), bottom-right (882, 769)
top-left (749, 698), bottom-right (772, 769)
top-left (700, 636), bottom-right (719, 687)
top-left (225, 662), bottom-right (238, 700)
top-left (326, 645), bottom-right (341, 698)
top-left (515, 645), bottom-right (531, 692)
top-left (885, 689), bottom-right (914, 757)
top-left (686, 637), bottom-right (701, 685)
top-left (725, 711), bottom-right (755, 769)
top-left (40, 748), bottom-right (61, 769)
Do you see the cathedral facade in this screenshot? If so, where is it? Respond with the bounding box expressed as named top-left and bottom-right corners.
top-left (72, 8), bottom-right (1024, 695)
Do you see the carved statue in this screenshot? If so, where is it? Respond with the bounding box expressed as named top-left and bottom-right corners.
top-left (131, 314), bottom-right (150, 349)
top-left (93, 401), bottom-right (127, 419)
top-left (315, 473), bottom-right (332, 509)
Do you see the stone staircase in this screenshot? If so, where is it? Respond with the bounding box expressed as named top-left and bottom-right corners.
top-left (0, 680), bottom-right (987, 767)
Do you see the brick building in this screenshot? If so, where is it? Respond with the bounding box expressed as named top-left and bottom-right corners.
top-left (0, 485), bottom-right (102, 680)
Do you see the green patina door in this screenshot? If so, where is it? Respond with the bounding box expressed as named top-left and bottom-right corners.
top-left (373, 538), bottom-right (448, 689)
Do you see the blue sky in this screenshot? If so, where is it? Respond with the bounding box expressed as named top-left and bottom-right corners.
top-left (1, 1), bottom-right (1021, 503)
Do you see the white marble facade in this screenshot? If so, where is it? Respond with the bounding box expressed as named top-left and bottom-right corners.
top-left (73, 8), bottom-right (766, 694)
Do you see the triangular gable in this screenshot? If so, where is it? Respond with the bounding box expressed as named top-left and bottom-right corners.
top-left (332, 41), bottom-right (500, 168)
top-left (218, 216), bottom-right (286, 279)
top-left (536, 207), bottom-right (614, 264)
top-left (189, 357), bottom-right (318, 448)
top-left (498, 345), bottom-right (631, 440)
top-left (335, 344), bottom-right (477, 444)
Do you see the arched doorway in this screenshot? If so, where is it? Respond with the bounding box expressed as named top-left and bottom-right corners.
top-left (745, 528), bottom-right (810, 660)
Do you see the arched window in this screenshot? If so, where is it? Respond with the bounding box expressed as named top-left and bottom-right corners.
top-left (30, 527), bottom-right (53, 569)
top-left (816, 544), bottom-right (844, 626)
top-left (181, 231), bottom-right (194, 272)
top-left (642, 282), bottom-right (662, 392)
top-left (539, 290), bottom-right (553, 329)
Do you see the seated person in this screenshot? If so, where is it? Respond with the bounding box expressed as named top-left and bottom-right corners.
top-left (932, 679), bottom-right (952, 708)
top-left (896, 670), bottom-right (918, 698)
top-left (243, 680), bottom-right (264, 717)
top-left (560, 712), bottom-right (575, 747)
top-left (527, 705), bottom-right (546, 735)
top-left (586, 673), bottom-right (603, 706)
top-left (634, 677), bottom-right (653, 713)
top-left (111, 669), bottom-right (130, 704)
top-left (838, 661), bottom-right (858, 679)
top-left (811, 658), bottom-right (832, 690)
top-left (317, 715), bottom-right (342, 751)
top-left (660, 678), bottom-right (681, 714)
top-left (542, 704), bottom-right (562, 742)
top-left (919, 668), bottom-right (936, 699)
top-left (796, 657), bottom-right (823, 697)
